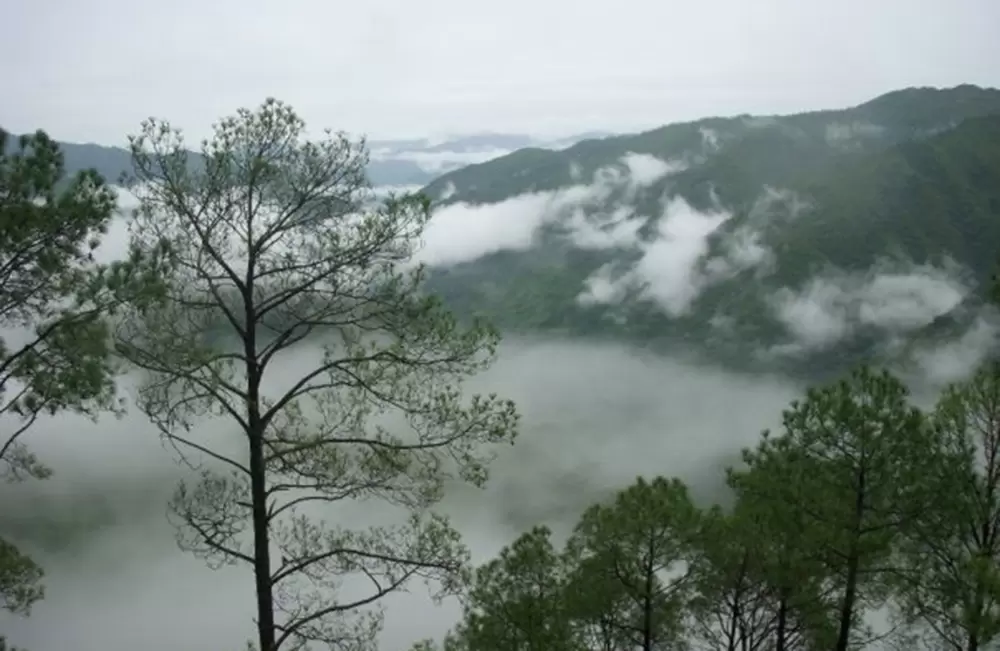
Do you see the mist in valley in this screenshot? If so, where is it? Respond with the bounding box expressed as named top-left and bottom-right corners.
top-left (0, 321), bottom-right (984, 651)
top-left (0, 169), bottom-right (993, 650)
top-left (0, 332), bottom-right (795, 650)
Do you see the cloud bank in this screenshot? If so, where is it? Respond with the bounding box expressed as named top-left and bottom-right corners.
top-left (414, 152), bottom-right (684, 266)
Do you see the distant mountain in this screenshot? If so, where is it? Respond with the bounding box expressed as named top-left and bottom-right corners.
top-left (418, 85), bottom-right (1000, 380)
top-left (364, 131), bottom-right (617, 184)
top-left (2, 131), bottom-right (613, 189)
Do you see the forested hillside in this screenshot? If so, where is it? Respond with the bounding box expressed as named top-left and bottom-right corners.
top-left (421, 85), bottom-right (1000, 379)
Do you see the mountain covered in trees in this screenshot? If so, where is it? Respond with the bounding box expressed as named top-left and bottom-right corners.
top-left (420, 85), bottom-right (1000, 379)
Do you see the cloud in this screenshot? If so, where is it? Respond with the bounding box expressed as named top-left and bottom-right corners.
top-left (621, 152), bottom-right (685, 187)
top-left (908, 315), bottom-right (1000, 387)
top-left (0, 336), bottom-right (804, 651)
top-left (578, 186), bottom-right (800, 315)
top-left (372, 183), bottom-right (424, 198)
top-left (824, 121), bottom-right (886, 147)
top-left (769, 259), bottom-right (972, 355)
top-left (565, 206), bottom-right (645, 250)
top-left (699, 127), bottom-right (721, 152)
top-left (371, 147), bottom-right (515, 173)
top-left (577, 264), bottom-right (630, 306)
top-left (415, 152), bottom-right (682, 266)
top-left (575, 197), bottom-right (732, 314)
top-left (632, 198), bottom-right (732, 315)
top-left (747, 185), bottom-right (812, 224)
top-left (437, 181), bottom-right (458, 201)
top-left (416, 192), bottom-right (560, 266)
top-left (703, 226), bottom-right (775, 281)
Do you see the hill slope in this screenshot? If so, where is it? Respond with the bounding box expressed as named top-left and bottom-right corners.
top-left (419, 86), bottom-right (1000, 380)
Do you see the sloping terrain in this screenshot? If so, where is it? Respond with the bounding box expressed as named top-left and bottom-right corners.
top-left (419, 86), bottom-right (1000, 379)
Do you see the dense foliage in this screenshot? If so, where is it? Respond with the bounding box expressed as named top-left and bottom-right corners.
top-left (422, 86), bottom-right (1000, 380)
top-left (0, 128), bottom-right (166, 648)
top-left (411, 361), bottom-right (1000, 651)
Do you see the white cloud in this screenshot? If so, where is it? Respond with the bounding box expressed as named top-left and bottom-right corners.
top-left (770, 281), bottom-right (854, 352)
top-left (699, 127), bottom-right (721, 152)
top-left (748, 186), bottom-right (812, 224)
top-left (703, 226), bottom-right (775, 281)
top-left (909, 315), bottom-right (1000, 387)
top-left (824, 121), bottom-right (886, 146)
top-left (415, 152), bottom-right (682, 266)
top-left (769, 260), bottom-right (972, 354)
top-left (633, 198), bottom-right (731, 316)
top-left (416, 192), bottom-right (558, 266)
top-left (578, 197), bottom-right (733, 315)
top-left (578, 186), bottom-right (803, 316)
top-left (621, 152), bottom-right (685, 187)
top-left (8, 0), bottom-right (997, 145)
top-left (565, 206), bottom-right (645, 250)
top-left (578, 264), bottom-right (630, 306)
top-left (372, 147), bottom-right (514, 172)
top-left (372, 183), bottom-right (423, 198)
top-left (437, 181), bottom-right (458, 201)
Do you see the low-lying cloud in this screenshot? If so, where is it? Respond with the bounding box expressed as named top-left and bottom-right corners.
top-left (625, 198), bottom-right (731, 316)
top-left (574, 187), bottom-right (799, 315)
top-left (414, 152), bottom-right (684, 266)
top-left (769, 259), bottom-right (973, 355)
top-left (824, 120), bottom-right (886, 147)
top-left (412, 165), bottom-right (997, 380)
top-left (370, 146), bottom-right (516, 173)
top-left (3, 170), bottom-right (995, 651)
top-left (0, 337), bottom-right (805, 651)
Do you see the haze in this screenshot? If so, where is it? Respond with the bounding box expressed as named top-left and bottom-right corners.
top-left (0, 188), bottom-right (989, 649)
top-left (3, 0), bottom-right (1000, 647)
top-left (3, 0), bottom-right (999, 143)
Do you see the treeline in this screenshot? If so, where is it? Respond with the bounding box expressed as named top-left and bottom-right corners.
top-left (412, 364), bottom-right (1000, 651)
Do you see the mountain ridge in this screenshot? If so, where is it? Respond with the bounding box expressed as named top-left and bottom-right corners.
top-left (418, 85), bottom-right (1000, 381)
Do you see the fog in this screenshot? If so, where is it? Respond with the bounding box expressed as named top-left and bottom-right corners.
top-left (1, 176), bottom-right (994, 649)
top-left (0, 333), bottom-right (812, 651)
top-left (420, 142), bottom-right (999, 364)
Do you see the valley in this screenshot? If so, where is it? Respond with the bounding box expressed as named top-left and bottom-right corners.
top-left (2, 82), bottom-right (1000, 651)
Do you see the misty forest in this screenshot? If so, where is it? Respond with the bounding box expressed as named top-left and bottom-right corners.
top-left (4, 87), bottom-right (1000, 651)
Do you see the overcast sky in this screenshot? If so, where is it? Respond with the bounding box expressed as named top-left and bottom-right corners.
top-left (3, 0), bottom-right (999, 145)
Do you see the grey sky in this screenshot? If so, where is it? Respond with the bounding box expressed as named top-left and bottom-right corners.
top-left (3, 0), bottom-right (999, 145)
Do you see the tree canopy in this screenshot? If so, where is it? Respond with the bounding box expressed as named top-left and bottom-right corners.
top-left (111, 99), bottom-right (520, 651)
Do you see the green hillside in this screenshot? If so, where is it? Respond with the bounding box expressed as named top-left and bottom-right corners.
top-left (421, 86), bottom-right (1000, 378)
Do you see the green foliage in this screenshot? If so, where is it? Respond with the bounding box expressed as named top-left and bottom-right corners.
top-left (0, 128), bottom-right (118, 480)
top-left (458, 526), bottom-right (577, 651)
top-left (0, 538), bottom-right (42, 615)
top-left (732, 367), bottom-right (932, 650)
top-left (892, 361), bottom-right (1000, 650)
top-left (688, 499), bottom-right (834, 651)
top-left (420, 86), bottom-right (1000, 381)
top-left (112, 98), bottom-right (520, 651)
top-left (0, 127), bottom-right (166, 635)
top-left (564, 477), bottom-right (700, 650)
top-left (425, 363), bottom-right (1000, 651)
